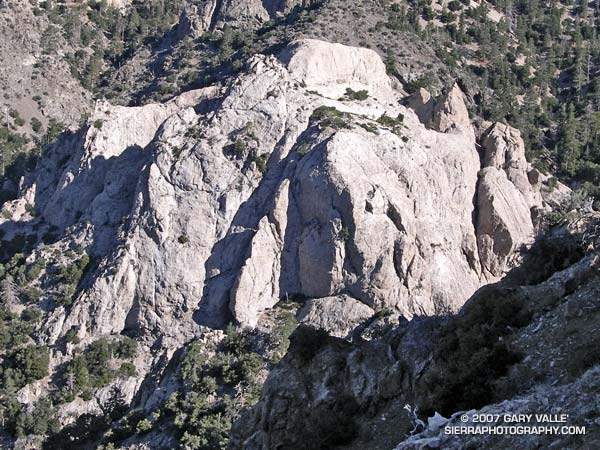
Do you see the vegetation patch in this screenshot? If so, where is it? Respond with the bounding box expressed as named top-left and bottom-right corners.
top-left (143, 325), bottom-right (265, 450)
top-left (58, 336), bottom-right (138, 403)
top-left (340, 87), bottom-right (369, 101)
top-left (310, 106), bottom-right (353, 130)
top-left (377, 112), bottom-right (405, 135)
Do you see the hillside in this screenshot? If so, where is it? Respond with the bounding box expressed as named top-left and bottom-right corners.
top-left (0, 1), bottom-right (599, 450)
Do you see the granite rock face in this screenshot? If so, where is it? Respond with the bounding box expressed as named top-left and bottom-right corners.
top-left (481, 121), bottom-right (543, 209)
top-left (0, 39), bottom-right (564, 429)
top-left (2, 39), bottom-right (556, 339)
top-left (297, 295), bottom-right (375, 338)
top-left (430, 83), bottom-right (471, 132)
top-left (476, 167), bottom-right (535, 277)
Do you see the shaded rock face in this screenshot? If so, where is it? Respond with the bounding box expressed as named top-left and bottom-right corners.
top-left (230, 323), bottom-right (425, 450)
top-left (232, 230), bottom-right (600, 450)
top-left (406, 88), bottom-right (435, 125)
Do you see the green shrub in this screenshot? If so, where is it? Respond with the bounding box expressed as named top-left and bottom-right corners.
top-left (63, 337), bottom-right (138, 395)
top-left (171, 325), bottom-right (265, 448)
top-left (341, 88), bottom-right (369, 101)
top-left (297, 143), bottom-right (312, 157)
top-left (310, 106), bottom-right (352, 130)
top-left (233, 139), bottom-right (246, 155)
top-left (448, 0), bottom-right (462, 11)
top-left (180, 413), bottom-right (229, 450)
top-left (57, 254), bottom-right (90, 305)
top-left (371, 113), bottom-right (405, 135)
top-left (253, 153), bottom-right (268, 174)
top-left (10, 345), bottom-right (50, 385)
top-left (26, 257), bottom-right (46, 282)
top-left (30, 117), bottom-right (43, 133)
top-left (21, 307), bottom-right (41, 322)
top-left (420, 288), bottom-right (531, 416)
top-left (14, 398), bottom-right (59, 437)
top-left (135, 418), bottom-right (152, 435)
top-left (270, 307), bottom-right (298, 363)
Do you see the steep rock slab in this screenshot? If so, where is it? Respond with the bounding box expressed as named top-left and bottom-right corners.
top-left (431, 83), bottom-right (471, 132)
top-left (291, 124), bottom-right (482, 315)
top-left (476, 167), bottom-right (535, 277)
top-left (481, 121), bottom-right (542, 210)
top-left (229, 216), bottom-right (284, 328)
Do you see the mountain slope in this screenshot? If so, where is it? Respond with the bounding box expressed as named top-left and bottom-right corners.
top-left (0, 38), bottom-right (569, 448)
top-left (232, 218), bottom-right (600, 450)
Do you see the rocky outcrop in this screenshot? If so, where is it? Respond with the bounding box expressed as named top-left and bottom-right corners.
top-left (476, 167), bottom-right (535, 277)
top-left (232, 220), bottom-right (600, 450)
top-left (430, 83), bottom-right (471, 132)
top-left (395, 366), bottom-right (600, 450)
top-left (229, 216), bottom-right (284, 328)
top-left (481, 121), bottom-right (542, 210)
top-left (473, 121), bottom-right (556, 277)
top-left (105, 0), bottom-right (133, 8)
top-left (2, 39), bottom-right (553, 341)
top-left (0, 39), bottom-right (570, 438)
top-left (177, 0), bottom-right (219, 38)
top-left (177, 0), bottom-right (317, 36)
top-left (297, 295), bottom-right (374, 338)
top-left (280, 39), bottom-right (395, 99)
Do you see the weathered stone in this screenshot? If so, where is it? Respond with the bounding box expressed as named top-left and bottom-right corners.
top-left (0, 39), bottom-right (560, 434)
top-left (476, 167), bottom-right (535, 277)
top-left (297, 294), bottom-right (375, 338)
top-left (406, 88), bottom-right (435, 125)
top-left (481, 121), bottom-right (542, 209)
top-left (431, 83), bottom-right (471, 132)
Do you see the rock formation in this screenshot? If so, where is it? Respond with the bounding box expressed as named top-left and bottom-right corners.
top-left (231, 221), bottom-right (600, 450)
top-left (178, 0), bottom-right (317, 36)
top-left (0, 39), bottom-right (567, 441)
top-left (430, 83), bottom-right (471, 132)
top-left (1, 39), bottom-right (558, 340)
top-left (297, 294), bottom-right (374, 338)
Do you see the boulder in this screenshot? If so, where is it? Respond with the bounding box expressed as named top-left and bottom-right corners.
top-left (481, 122), bottom-right (542, 209)
top-left (297, 295), bottom-right (375, 338)
top-left (280, 38), bottom-right (395, 99)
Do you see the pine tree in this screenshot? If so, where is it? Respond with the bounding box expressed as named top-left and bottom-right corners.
top-left (559, 103), bottom-right (581, 176)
